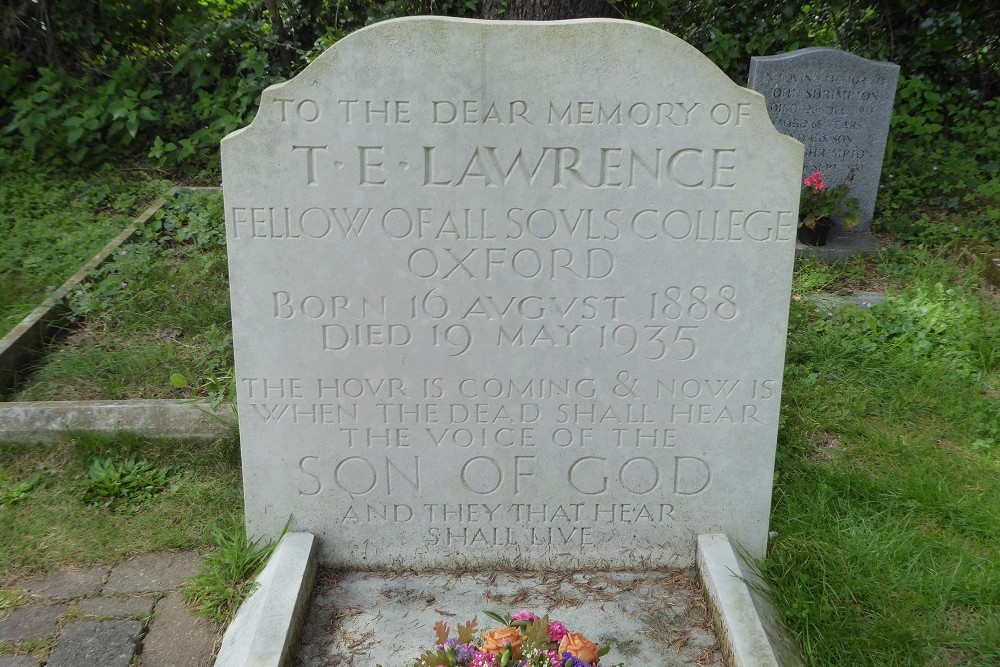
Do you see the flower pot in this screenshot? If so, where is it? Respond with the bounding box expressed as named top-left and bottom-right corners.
top-left (797, 222), bottom-right (832, 246)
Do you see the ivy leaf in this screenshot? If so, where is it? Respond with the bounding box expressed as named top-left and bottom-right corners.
top-left (457, 615), bottom-right (478, 644)
top-left (433, 620), bottom-right (450, 644)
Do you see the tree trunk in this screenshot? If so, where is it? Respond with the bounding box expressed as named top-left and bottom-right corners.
top-left (263, 0), bottom-right (290, 68)
top-left (479, 0), bottom-right (618, 20)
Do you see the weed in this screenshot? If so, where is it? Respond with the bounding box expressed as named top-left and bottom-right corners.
top-left (181, 522), bottom-right (280, 624)
top-left (0, 472), bottom-right (48, 506)
top-left (0, 589), bottom-right (26, 618)
top-left (81, 456), bottom-right (176, 509)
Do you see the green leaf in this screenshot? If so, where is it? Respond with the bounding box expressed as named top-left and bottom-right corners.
top-left (170, 373), bottom-right (189, 389)
top-left (482, 610), bottom-right (510, 626)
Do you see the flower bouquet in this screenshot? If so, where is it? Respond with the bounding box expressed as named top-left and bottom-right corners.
top-left (409, 609), bottom-right (625, 667)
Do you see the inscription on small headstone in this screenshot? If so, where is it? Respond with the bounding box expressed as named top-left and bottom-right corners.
top-left (222, 17), bottom-right (803, 568)
top-left (749, 47), bottom-right (899, 231)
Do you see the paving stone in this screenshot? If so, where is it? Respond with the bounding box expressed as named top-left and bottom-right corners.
top-left (78, 596), bottom-right (155, 618)
top-left (0, 655), bottom-right (41, 667)
top-left (45, 620), bottom-right (143, 667)
top-left (103, 551), bottom-right (200, 594)
top-left (141, 593), bottom-right (216, 667)
top-left (0, 604), bottom-right (66, 643)
top-left (21, 566), bottom-right (108, 601)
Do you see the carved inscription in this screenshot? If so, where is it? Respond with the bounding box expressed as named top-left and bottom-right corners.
top-left (223, 19), bottom-right (801, 567)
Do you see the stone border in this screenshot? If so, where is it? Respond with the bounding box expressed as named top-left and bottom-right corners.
top-left (697, 534), bottom-right (804, 667)
top-left (794, 229), bottom-right (883, 262)
top-left (0, 186), bottom-right (219, 394)
top-left (214, 532), bottom-right (318, 667)
top-left (0, 399), bottom-right (235, 443)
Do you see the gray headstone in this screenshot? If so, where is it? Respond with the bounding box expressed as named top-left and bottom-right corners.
top-left (222, 17), bottom-right (803, 569)
top-left (748, 47), bottom-right (899, 231)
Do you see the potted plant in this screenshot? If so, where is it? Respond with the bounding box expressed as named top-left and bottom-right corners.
top-left (798, 169), bottom-right (860, 246)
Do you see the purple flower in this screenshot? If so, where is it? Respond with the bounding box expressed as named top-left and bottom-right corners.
top-left (511, 610), bottom-right (539, 622)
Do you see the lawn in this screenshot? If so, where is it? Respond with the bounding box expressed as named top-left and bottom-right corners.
top-left (0, 146), bottom-right (171, 337)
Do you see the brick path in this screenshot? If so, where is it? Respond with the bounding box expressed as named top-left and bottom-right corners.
top-left (0, 551), bottom-right (217, 667)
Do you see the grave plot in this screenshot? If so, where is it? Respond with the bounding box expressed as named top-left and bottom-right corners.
top-left (221, 15), bottom-right (802, 666)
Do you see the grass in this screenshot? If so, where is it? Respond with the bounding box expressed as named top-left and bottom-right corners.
top-left (0, 146), bottom-right (171, 337)
top-left (0, 431), bottom-right (243, 585)
top-left (181, 523), bottom-right (280, 623)
top-left (7, 190), bottom-right (233, 403)
top-left (765, 247), bottom-right (1000, 665)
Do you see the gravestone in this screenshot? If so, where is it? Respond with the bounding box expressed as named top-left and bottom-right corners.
top-left (222, 17), bottom-right (802, 569)
top-left (748, 47), bottom-right (900, 231)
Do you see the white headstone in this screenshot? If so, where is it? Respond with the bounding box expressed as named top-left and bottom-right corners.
top-left (748, 47), bottom-right (900, 231)
top-left (222, 17), bottom-right (802, 568)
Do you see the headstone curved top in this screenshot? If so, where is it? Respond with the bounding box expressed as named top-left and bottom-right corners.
top-left (749, 47), bottom-right (900, 231)
top-left (222, 17), bottom-right (803, 569)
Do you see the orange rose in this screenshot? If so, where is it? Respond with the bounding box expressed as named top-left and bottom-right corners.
top-left (481, 626), bottom-right (523, 659)
top-left (558, 632), bottom-right (600, 664)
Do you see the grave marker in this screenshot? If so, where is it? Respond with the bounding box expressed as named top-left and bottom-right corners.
top-left (222, 17), bottom-right (803, 568)
top-left (748, 47), bottom-right (900, 231)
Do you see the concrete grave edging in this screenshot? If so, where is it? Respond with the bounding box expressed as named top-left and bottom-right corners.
top-left (213, 532), bottom-right (318, 667)
top-left (698, 534), bottom-right (805, 667)
top-left (212, 531), bottom-right (798, 667)
top-left (0, 399), bottom-right (235, 443)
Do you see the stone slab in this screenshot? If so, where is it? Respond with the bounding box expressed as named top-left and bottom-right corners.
top-left (44, 620), bottom-right (143, 667)
top-left (141, 593), bottom-right (217, 667)
top-left (0, 400), bottom-right (234, 443)
top-left (104, 551), bottom-right (201, 594)
top-left (296, 569), bottom-right (722, 667)
top-left (214, 532), bottom-right (317, 667)
top-left (223, 17), bottom-right (802, 569)
top-left (0, 604), bottom-right (66, 643)
top-left (22, 567), bottom-right (108, 600)
top-left (0, 656), bottom-right (40, 667)
top-left (749, 48), bottom-right (899, 231)
top-left (697, 534), bottom-right (804, 667)
top-left (78, 596), bottom-right (155, 619)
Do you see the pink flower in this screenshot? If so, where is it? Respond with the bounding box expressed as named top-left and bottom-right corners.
top-left (547, 620), bottom-right (569, 643)
top-left (470, 651), bottom-right (497, 667)
top-left (803, 170), bottom-right (826, 191)
top-left (511, 610), bottom-right (539, 622)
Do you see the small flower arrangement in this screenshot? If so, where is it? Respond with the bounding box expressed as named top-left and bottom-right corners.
top-left (410, 610), bottom-right (625, 667)
top-left (799, 169), bottom-right (860, 230)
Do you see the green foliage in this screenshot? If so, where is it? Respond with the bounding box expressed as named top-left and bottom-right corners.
top-left (0, 472), bottom-right (48, 506)
top-left (81, 455), bottom-right (177, 509)
top-left (181, 522), bottom-right (279, 624)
